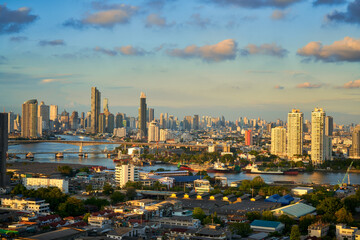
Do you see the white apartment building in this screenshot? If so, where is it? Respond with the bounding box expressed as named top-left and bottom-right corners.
top-left (88, 215), bottom-right (112, 228)
top-left (271, 127), bottom-right (286, 156)
top-left (1, 197), bottom-right (50, 214)
top-left (287, 109), bottom-right (303, 158)
top-left (148, 121), bottom-right (160, 142)
top-left (160, 129), bottom-right (173, 142)
top-left (336, 224), bottom-right (359, 240)
top-left (23, 177), bottom-right (69, 193)
top-left (311, 108), bottom-right (328, 165)
top-left (115, 163), bottom-right (139, 187)
top-left (113, 127), bottom-right (126, 138)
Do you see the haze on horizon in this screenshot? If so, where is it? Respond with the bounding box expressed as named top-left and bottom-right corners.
top-left (0, 0), bottom-right (360, 124)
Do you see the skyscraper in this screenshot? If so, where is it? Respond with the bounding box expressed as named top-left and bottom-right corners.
top-left (98, 113), bottom-right (106, 133)
top-left (287, 109), bottom-right (303, 158)
top-left (0, 113), bottom-right (8, 188)
top-left (91, 87), bottom-right (101, 134)
top-left (50, 105), bottom-right (58, 121)
top-left (149, 108), bottom-right (154, 122)
top-left (106, 113), bottom-right (114, 133)
top-left (38, 101), bottom-right (50, 131)
top-left (271, 127), bottom-right (286, 156)
top-left (193, 115), bottom-right (199, 130)
top-left (350, 126), bottom-right (360, 159)
top-left (245, 130), bottom-right (253, 146)
top-left (103, 98), bottom-right (109, 114)
top-left (139, 92), bottom-right (147, 138)
top-left (311, 108), bottom-right (326, 165)
top-left (8, 112), bottom-right (15, 133)
top-left (115, 113), bottom-right (124, 128)
top-left (325, 116), bottom-right (333, 136)
top-left (21, 99), bottom-right (38, 138)
top-left (148, 120), bottom-right (160, 142)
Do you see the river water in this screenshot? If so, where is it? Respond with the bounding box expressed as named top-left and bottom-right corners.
top-left (8, 135), bottom-right (360, 185)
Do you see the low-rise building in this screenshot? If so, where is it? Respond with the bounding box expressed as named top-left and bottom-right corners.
top-left (153, 216), bottom-right (201, 229)
top-left (1, 197), bottom-right (50, 214)
top-left (23, 177), bottom-right (69, 193)
top-left (336, 224), bottom-right (359, 240)
top-left (250, 220), bottom-right (285, 233)
top-left (88, 215), bottom-right (112, 228)
top-left (271, 202), bottom-right (316, 219)
top-left (308, 222), bottom-right (329, 238)
top-left (291, 187), bottom-right (313, 196)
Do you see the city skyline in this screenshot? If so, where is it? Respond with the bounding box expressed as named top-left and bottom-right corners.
top-left (1, 1), bottom-right (360, 124)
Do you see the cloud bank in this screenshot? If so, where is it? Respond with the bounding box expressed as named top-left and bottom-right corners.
top-left (297, 37), bottom-right (360, 62)
top-left (208, 0), bottom-right (303, 9)
top-left (0, 5), bottom-right (38, 34)
top-left (296, 82), bottom-right (322, 88)
top-left (343, 79), bottom-right (360, 88)
top-left (242, 43), bottom-right (288, 58)
top-left (325, 0), bottom-right (360, 25)
top-left (167, 39), bottom-right (237, 62)
top-left (39, 39), bottom-right (65, 46)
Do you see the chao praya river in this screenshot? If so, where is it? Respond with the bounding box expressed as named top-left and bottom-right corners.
top-left (8, 135), bottom-right (360, 185)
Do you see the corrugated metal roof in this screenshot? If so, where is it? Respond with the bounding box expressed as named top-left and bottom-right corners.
top-left (274, 202), bottom-right (316, 218)
top-left (251, 220), bottom-right (282, 228)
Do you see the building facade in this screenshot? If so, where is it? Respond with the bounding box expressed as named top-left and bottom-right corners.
top-left (23, 178), bottom-right (69, 193)
top-left (139, 92), bottom-right (147, 138)
top-left (271, 127), bottom-right (286, 156)
top-left (287, 109), bottom-right (303, 158)
top-left (311, 108), bottom-right (326, 165)
top-left (0, 113), bottom-right (8, 188)
top-left (91, 87), bottom-right (101, 134)
top-left (350, 126), bottom-right (360, 159)
top-left (21, 99), bottom-right (38, 138)
top-left (148, 120), bottom-right (160, 142)
top-left (245, 130), bottom-right (253, 146)
top-left (115, 164), bottom-right (139, 187)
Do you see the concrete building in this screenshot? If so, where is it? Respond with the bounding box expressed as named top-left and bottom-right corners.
top-left (106, 113), bottom-right (114, 133)
top-left (21, 99), bottom-right (38, 138)
top-left (7, 112), bottom-right (15, 133)
top-left (311, 108), bottom-right (326, 165)
top-left (38, 101), bottom-right (50, 131)
top-left (350, 126), bottom-right (360, 159)
top-left (23, 178), bottom-right (69, 193)
top-left (113, 127), bottom-right (126, 138)
top-left (139, 92), bottom-right (147, 138)
top-left (115, 113), bottom-right (124, 128)
top-left (271, 127), bottom-right (286, 156)
top-left (245, 130), bottom-right (253, 146)
top-left (336, 224), bottom-right (359, 240)
top-left (291, 187), bottom-right (313, 196)
top-left (148, 120), bottom-right (160, 142)
top-left (160, 129), bottom-right (173, 142)
top-left (91, 87), bottom-right (101, 134)
top-left (69, 111), bottom-right (78, 130)
top-left (115, 163), bottom-right (139, 187)
top-left (149, 108), bottom-right (154, 122)
top-left (325, 116), bottom-right (333, 136)
top-left (98, 113), bottom-right (106, 133)
top-left (0, 113), bottom-right (8, 188)
top-left (287, 109), bottom-right (303, 158)
top-left (50, 104), bottom-right (58, 121)
top-left (308, 222), bottom-right (329, 238)
top-left (1, 197), bottom-right (50, 214)
top-left (193, 114), bottom-right (199, 130)
top-left (250, 220), bottom-right (285, 233)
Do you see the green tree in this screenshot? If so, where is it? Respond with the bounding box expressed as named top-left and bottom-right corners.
top-left (193, 207), bottom-right (206, 222)
top-left (299, 214), bottom-right (316, 234)
top-left (290, 225), bottom-right (300, 240)
top-left (83, 213), bottom-right (91, 223)
top-left (110, 191), bottom-right (126, 204)
top-left (126, 187), bottom-right (137, 200)
top-left (85, 184), bottom-right (93, 193)
top-left (84, 197), bottom-right (110, 210)
top-left (57, 165), bottom-right (73, 176)
top-left (246, 211), bottom-right (261, 221)
top-left (262, 211), bottom-right (276, 221)
top-left (343, 195), bottom-right (360, 213)
top-left (58, 197), bottom-right (85, 217)
top-left (11, 184), bottom-right (27, 195)
top-left (278, 214), bottom-right (295, 234)
top-left (316, 197), bottom-right (343, 216)
top-left (335, 207), bottom-right (354, 224)
top-left (103, 183), bottom-right (114, 195)
top-left (229, 223), bottom-right (252, 237)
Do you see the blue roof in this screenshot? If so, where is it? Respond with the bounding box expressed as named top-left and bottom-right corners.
top-left (265, 194), bottom-right (281, 203)
top-left (172, 175), bottom-right (202, 182)
top-left (251, 220), bottom-right (282, 228)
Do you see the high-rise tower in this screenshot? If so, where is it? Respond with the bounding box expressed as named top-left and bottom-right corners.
top-left (139, 92), bottom-right (147, 138)
top-left (21, 99), bottom-right (38, 138)
top-left (287, 109), bottom-right (303, 158)
top-left (0, 113), bottom-right (8, 188)
top-left (91, 87), bottom-right (101, 134)
top-left (271, 127), bottom-right (286, 156)
top-left (350, 126), bottom-right (360, 159)
top-left (311, 108), bottom-right (326, 165)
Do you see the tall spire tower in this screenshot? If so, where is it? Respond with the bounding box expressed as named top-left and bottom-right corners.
top-left (139, 92), bottom-right (147, 138)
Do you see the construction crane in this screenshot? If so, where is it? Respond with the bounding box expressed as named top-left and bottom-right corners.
top-left (338, 161), bottom-right (353, 188)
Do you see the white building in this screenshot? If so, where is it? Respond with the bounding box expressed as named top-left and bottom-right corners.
top-left (291, 187), bottom-right (313, 196)
top-left (160, 129), bottom-right (173, 142)
top-left (88, 215), bottom-right (112, 228)
top-left (115, 164), bottom-right (139, 187)
top-left (38, 101), bottom-right (50, 131)
top-left (311, 108), bottom-right (328, 165)
top-left (23, 178), bottom-right (69, 193)
top-left (308, 222), bottom-right (329, 238)
top-left (1, 197), bottom-right (50, 214)
top-left (113, 127), bottom-right (126, 138)
top-left (336, 224), bottom-right (359, 240)
top-left (158, 177), bottom-right (175, 188)
top-left (50, 105), bottom-right (58, 121)
top-left (271, 127), bottom-right (286, 156)
top-left (148, 120), bottom-right (160, 142)
top-left (287, 109), bottom-right (303, 158)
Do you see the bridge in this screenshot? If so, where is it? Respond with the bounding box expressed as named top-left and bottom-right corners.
top-left (8, 140), bottom-right (208, 152)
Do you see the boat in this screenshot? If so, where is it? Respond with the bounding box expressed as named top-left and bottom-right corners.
top-left (283, 168), bottom-right (299, 175)
top-left (26, 152), bottom-right (34, 159)
top-left (78, 152), bottom-right (84, 157)
top-left (84, 153), bottom-right (88, 158)
top-left (177, 162), bottom-right (194, 171)
top-left (55, 152), bottom-right (64, 158)
top-left (206, 159), bottom-right (236, 173)
top-left (243, 163), bottom-right (283, 175)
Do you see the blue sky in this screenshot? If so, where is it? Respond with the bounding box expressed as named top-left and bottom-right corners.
top-left (0, 0), bottom-right (360, 124)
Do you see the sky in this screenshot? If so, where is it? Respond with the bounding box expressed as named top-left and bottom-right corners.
top-left (0, 0), bottom-right (360, 124)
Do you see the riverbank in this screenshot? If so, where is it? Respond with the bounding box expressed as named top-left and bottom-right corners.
top-left (6, 161), bottom-right (97, 177)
